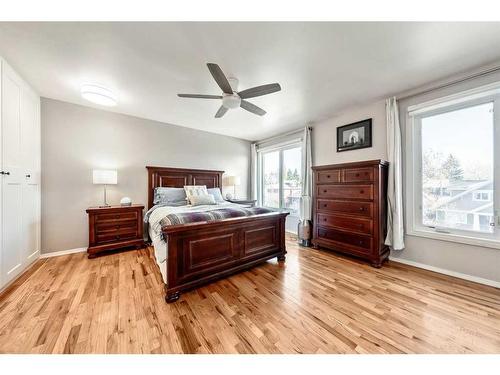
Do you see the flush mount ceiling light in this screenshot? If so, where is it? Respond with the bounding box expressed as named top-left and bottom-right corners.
top-left (81, 84), bottom-right (117, 106)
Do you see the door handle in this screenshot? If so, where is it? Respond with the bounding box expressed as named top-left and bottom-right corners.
top-left (26, 174), bottom-right (31, 178)
top-left (0, 171), bottom-right (10, 175)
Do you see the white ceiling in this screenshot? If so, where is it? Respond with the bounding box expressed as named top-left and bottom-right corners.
top-left (1, 22), bottom-right (500, 141)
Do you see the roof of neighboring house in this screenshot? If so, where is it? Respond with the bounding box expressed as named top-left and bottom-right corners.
top-left (432, 180), bottom-right (491, 210)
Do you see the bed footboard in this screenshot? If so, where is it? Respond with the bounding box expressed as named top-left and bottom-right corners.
top-left (161, 212), bottom-right (288, 303)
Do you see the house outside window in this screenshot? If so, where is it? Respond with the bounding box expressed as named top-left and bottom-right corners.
top-left (406, 82), bottom-right (500, 248)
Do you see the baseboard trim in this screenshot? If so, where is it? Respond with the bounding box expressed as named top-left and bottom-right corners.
top-left (389, 257), bottom-right (500, 289)
top-left (0, 256), bottom-right (41, 295)
top-left (40, 247), bottom-right (87, 258)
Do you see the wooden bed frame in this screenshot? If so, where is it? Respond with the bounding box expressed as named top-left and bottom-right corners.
top-left (146, 166), bottom-right (289, 303)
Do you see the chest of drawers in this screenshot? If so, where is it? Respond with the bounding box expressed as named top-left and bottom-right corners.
top-left (86, 205), bottom-right (145, 258)
top-left (312, 160), bottom-right (389, 267)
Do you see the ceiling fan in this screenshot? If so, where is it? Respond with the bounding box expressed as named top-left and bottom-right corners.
top-left (178, 63), bottom-right (281, 118)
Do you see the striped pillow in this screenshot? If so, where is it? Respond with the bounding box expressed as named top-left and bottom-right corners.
top-left (184, 185), bottom-right (208, 204)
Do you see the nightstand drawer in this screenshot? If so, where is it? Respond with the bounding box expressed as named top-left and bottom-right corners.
top-left (96, 229), bottom-right (138, 244)
top-left (96, 219), bottom-right (137, 232)
top-left (95, 211), bottom-right (138, 223)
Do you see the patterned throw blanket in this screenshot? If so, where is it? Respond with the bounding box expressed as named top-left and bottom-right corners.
top-left (160, 206), bottom-right (276, 227)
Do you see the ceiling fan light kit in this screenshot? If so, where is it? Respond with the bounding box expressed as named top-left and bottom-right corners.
top-left (178, 63), bottom-right (281, 118)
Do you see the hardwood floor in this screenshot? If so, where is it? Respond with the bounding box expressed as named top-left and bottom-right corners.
top-left (0, 234), bottom-right (499, 354)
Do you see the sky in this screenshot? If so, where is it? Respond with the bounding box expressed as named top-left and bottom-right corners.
top-left (421, 101), bottom-right (494, 180)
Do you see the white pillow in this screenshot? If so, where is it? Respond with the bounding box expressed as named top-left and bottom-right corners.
top-left (184, 185), bottom-right (208, 204)
top-left (190, 194), bottom-right (217, 206)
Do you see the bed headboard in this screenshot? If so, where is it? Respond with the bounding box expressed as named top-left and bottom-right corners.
top-left (146, 166), bottom-right (224, 209)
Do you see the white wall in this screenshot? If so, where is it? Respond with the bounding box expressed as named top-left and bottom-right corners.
top-left (41, 98), bottom-right (250, 254)
top-left (310, 93), bottom-right (500, 285)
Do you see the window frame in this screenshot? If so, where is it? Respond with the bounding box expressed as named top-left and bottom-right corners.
top-left (257, 140), bottom-right (303, 216)
top-left (405, 82), bottom-right (500, 250)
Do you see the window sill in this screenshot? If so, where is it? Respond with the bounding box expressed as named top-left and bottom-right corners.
top-left (407, 227), bottom-right (500, 250)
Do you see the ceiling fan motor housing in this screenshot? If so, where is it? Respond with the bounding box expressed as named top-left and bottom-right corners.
top-left (222, 93), bottom-right (241, 109)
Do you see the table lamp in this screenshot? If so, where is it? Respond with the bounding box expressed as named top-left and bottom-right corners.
top-left (225, 175), bottom-right (241, 200)
top-left (93, 169), bottom-right (117, 207)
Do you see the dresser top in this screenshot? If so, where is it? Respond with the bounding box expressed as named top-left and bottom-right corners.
top-left (312, 159), bottom-right (389, 171)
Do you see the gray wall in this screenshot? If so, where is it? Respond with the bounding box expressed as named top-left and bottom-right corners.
top-left (41, 98), bottom-right (251, 253)
top-left (312, 99), bottom-right (387, 165)
top-left (311, 96), bottom-right (500, 284)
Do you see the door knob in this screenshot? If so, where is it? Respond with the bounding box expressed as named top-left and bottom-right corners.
top-left (0, 171), bottom-right (10, 175)
top-left (26, 174), bottom-right (31, 178)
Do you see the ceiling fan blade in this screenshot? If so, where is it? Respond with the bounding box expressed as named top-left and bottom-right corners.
top-left (207, 63), bottom-right (233, 94)
top-left (178, 94), bottom-right (222, 99)
top-left (240, 100), bottom-right (266, 116)
top-left (238, 83), bottom-right (281, 99)
top-left (215, 105), bottom-right (228, 118)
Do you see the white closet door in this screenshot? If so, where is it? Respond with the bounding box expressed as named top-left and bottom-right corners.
top-left (20, 88), bottom-right (40, 263)
top-left (1, 64), bottom-right (24, 283)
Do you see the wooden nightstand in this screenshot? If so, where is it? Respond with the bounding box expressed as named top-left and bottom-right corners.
top-left (86, 204), bottom-right (145, 258)
top-left (226, 199), bottom-right (257, 207)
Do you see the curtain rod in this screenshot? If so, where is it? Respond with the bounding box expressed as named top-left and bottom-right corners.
top-left (254, 125), bottom-right (312, 146)
top-left (397, 64), bottom-right (500, 101)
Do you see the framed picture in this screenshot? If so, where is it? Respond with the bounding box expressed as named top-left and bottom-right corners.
top-left (336, 118), bottom-right (372, 152)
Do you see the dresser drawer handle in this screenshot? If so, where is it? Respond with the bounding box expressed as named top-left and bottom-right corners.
top-left (359, 207), bottom-right (365, 211)
top-left (116, 235), bottom-right (120, 240)
top-left (359, 240), bottom-right (364, 245)
top-left (355, 173), bottom-right (360, 177)
top-left (360, 190), bottom-right (364, 194)
top-left (323, 204), bottom-right (327, 208)
top-left (327, 175), bottom-right (331, 178)
top-left (323, 190), bottom-right (327, 193)
top-left (116, 225), bottom-right (120, 230)
top-left (323, 218), bottom-right (327, 221)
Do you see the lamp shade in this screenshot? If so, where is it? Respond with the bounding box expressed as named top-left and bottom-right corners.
top-left (225, 175), bottom-right (241, 186)
top-left (93, 169), bottom-right (117, 185)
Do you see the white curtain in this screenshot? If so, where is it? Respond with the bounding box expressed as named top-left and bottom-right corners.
top-left (250, 143), bottom-right (258, 201)
top-left (385, 97), bottom-right (405, 250)
top-left (300, 126), bottom-right (313, 221)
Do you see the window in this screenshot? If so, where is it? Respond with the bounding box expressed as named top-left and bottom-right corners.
top-left (473, 191), bottom-right (491, 202)
top-left (262, 150), bottom-right (280, 208)
top-left (407, 83), bottom-right (500, 248)
top-left (259, 143), bottom-right (302, 215)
